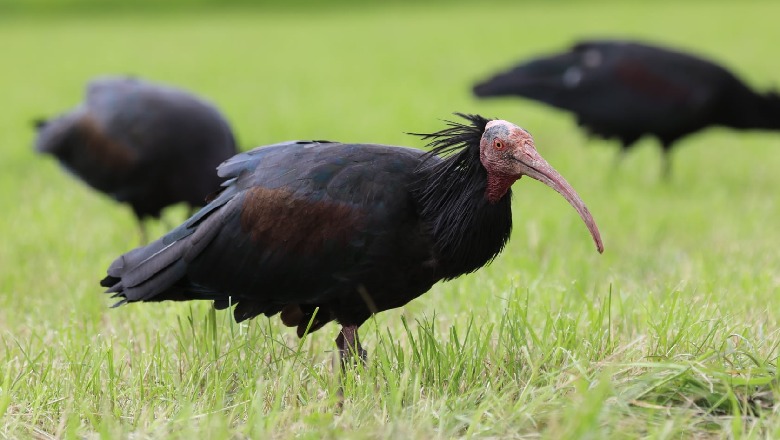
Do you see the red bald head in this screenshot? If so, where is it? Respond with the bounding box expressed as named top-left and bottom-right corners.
top-left (479, 120), bottom-right (604, 253)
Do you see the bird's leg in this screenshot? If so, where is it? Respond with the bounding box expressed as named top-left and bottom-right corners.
top-left (612, 147), bottom-right (628, 171)
top-left (334, 325), bottom-right (366, 409)
top-left (606, 147), bottom-right (628, 185)
top-left (335, 325), bottom-right (367, 369)
top-left (137, 218), bottom-right (149, 245)
top-left (660, 148), bottom-right (673, 181)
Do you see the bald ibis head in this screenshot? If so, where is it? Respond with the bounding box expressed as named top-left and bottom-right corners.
top-left (478, 119), bottom-right (603, 253)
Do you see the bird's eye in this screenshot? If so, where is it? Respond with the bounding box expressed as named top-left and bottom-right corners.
top-left (494, 140), bottom-right (505, 150)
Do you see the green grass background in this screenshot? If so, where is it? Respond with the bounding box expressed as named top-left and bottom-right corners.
top-left (1, 1), bottom-right (780, 438)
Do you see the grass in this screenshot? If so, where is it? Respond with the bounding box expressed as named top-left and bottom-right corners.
top-left (2, 1), bottom-right (780, 437)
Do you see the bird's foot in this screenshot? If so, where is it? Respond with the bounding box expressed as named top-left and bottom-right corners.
top-left (336, 325), bottom-right (367, 368)
top-left (335, 324), bottom-right (366, 410)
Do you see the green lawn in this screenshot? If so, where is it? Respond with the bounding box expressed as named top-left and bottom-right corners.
top-left (2, 1), bottom-right (780, 438)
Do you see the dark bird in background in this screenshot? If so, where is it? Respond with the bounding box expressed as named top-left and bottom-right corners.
top-left (34, 76), bottom-right (238, 241)
top-left (100, 114), bottom-right (603, 368)
top-left (473, 40), bottom-right (780, 177)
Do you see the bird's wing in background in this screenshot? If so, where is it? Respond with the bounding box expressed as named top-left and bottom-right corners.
top-left (84, 77), bottom-right (153, 155)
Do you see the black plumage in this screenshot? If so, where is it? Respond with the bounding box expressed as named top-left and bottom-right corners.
top-left (34, 76), bottom-right (238, 239)
top-left (473, 40), bottom-right (780, 176)
top-left (100, 114), bottom-right (603, 365)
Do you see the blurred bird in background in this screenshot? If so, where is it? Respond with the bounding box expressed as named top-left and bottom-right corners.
top-left (34, 76), bottom-right (239, 242)
top-left (474, 39), bottom-right (780, 177)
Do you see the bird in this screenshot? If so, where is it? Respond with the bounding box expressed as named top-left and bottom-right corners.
top-left (34, 76), bottom-right (238, 241)
top-left (100, 113), bottom-right (604, 368)
top-left (473, 39), bottom-right (780, 177)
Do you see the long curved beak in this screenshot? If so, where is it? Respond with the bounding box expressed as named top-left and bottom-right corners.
top-left (518, 150), bottom-right (604, 253)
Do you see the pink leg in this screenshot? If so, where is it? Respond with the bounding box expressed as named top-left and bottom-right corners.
top-left (335, 325), bottom-right (367, 367)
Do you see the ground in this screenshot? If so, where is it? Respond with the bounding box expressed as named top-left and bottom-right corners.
top-left (1, 1), bottom-right (779, 438)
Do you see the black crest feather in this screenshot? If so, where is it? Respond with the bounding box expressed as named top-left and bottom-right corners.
top-left (409, 113), bottom-right (513, 279)
top-left (410, 113), bottom-right (491, 161)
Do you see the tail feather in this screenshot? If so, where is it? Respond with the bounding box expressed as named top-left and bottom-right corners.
top-left (101, 190), bottom-right (235, 304)
top-left (121, 258), bottom-right (189, 302)
top-left (120, 240), bottom-right (187, 290)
